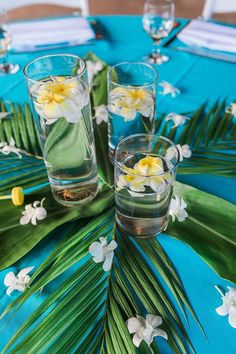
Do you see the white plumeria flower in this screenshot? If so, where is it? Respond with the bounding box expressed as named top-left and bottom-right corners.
top-left (166, 144), bottom-right (192, 162)
top-left (0, 112), bottom-right (11, 122)
top-left (94, 104), bottom-right (108, 125)
top-left (225, 103), bottom-right (236, 116)
top-left (127, 314), bottom-right (168, 348)
top-left (0, 137), bottom-right (22, 159)
top-left (165, 113), bottom-right (190, 129)
top-left (215, 286), bottom-right (236, 328)
top-left (109, 87), bottom-right (154, 122)
top-left (169, 195), bottom-right (188, 222)
top-left (31, 76), bottom-right (89, 125)
top-left (4, 267), bottom-right (34, 296)
top-left (86, 60), bottom-right (103, 87)
top-left (158, 81), bottom-right (180, 98)
top-left (118, 156), bottom-right (171, 197)
top-left (20, 198), bottom-right (47, 226)
top-left (89, 237), bottom-right (117, 271)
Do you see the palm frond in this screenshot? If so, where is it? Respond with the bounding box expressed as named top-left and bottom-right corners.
top-left (1, 214), bottom-right (199, 354)
top-left (156, 101), bottom-right (236, 177)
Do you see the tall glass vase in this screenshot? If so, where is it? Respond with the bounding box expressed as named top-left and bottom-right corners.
top-left (24, 54), bottom-right (98, 206)
top-left (107, 62), bottom-right (158, 161)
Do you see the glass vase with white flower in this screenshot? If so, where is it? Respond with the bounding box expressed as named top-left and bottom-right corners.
top-left (115, 134), bottom-right (180, 237)
top-left (24, 54), bottom-right (98, 206)
top-left (107, 62), bottom-right (158, 161)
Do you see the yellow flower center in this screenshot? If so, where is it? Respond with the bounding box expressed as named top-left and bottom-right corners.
top-left (128, 89), bottom-right (146, 100)
top-left (138, 156), bottom-right (162, 170)
top-left (37, 77), bottom-right (76, 105)
top-left (125, 175), bottom-right (136, 182)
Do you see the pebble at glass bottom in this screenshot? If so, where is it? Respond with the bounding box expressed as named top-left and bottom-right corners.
top-left (107, 62), bottom-right (158, 161)
top-left (115, 134), bottom-right (180, 238)
top-left (24, 54), bottom-right (99, 206)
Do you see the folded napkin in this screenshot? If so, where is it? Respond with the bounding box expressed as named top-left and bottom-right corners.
top-left (9, 16), bottom-right (95, 52)
top-left (177, 20), bottom-right (236, 53)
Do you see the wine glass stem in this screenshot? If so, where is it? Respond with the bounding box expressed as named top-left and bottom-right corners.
top-left (152, 40), bottom-right (161, 54)
top-left (0, 50), bottom-right (9, 67)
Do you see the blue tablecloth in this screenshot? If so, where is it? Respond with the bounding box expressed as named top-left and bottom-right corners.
top-left (0, 16), bottom-right (236, 353)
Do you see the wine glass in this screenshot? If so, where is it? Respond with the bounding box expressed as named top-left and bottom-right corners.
top-left (143, 0), bottom-right (175, 65)
top-left (0, 8), bottom-right (19, 75)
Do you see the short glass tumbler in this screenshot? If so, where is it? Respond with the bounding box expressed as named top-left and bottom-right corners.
top-left (24, 54), bottom-right (99, 206)
top-left (107, 62), bottom-right (158, 161)
top-left (115, 134), bottom-right (180, 237)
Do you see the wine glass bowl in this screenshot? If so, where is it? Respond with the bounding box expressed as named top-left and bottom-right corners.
top-left (143, 0), bottom-right (175, 65)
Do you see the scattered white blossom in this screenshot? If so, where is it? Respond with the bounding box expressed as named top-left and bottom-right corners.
top-left (166, 144), bottom-right (192, 162)
top-left (215, 286), bottom-right (236, 328)
top-left (20, 198), bottom-right (47, 225)
top-left (0, 112), bottom-right (11, 122)
top-left (89, 237), bottom-right (117, 271)
top-left (165, 113), bottom-right (190, 129)
top-left (127, 314), bottom-right (168, 348)
top-left (169, 195), bottom-right (188, 222)
top-left (4, 267), bottom-right (34, 296)
top-left (86, 60), bottom-right (103, 88)
top-left (0, 137), bottom-right (22, 158)
top-left (225, 103), bottom-right (236, 116)
top-left (109, 87), bottom-right (154, 121)
top-left (94, 104), bottom-right (108, 125)
top-left (159, 81), bottom-right (180, 97)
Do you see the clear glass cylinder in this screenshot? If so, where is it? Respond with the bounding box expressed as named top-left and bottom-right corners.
top-left (115, 134), bottom-right (180, 238)
top-left (24, 54), bottom-right (99, 206)
top-left (107, 62), bottom-right (158, 161)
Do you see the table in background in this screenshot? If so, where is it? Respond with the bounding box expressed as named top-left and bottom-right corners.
top-left (0, 16), bottom-right (235, 354)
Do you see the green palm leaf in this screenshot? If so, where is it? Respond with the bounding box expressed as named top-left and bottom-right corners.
top-left (1, 214), bottom-right (199, 354)
top-left (156, 101), bottom-right (236, 177)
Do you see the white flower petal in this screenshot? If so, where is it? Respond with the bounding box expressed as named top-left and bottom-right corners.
top-left (4, 272), bottom-right (16, 286)
top-left (89, 242), bottom-right (104, 262)
top-left (9, 137), bottom-right (15, 147)
top-left (14, 283), bottom-right (26, 292)
top-left (152, 328), bottom-right (168, 340)
top-left (60, 100), bottom-right (82, 123)
top-left (99, 237), bottom-right (107, 247)
top-left (20, 214), bottom-right (32, 225)
top-left (149, 177), bottom-right (166, 193)
top-left (132, 333), bottom-right (143, 348)
top-left (216, 304), bottom-right (228, 316)
top-left (106, 240), bottom-right (118, 252)
top-left (128, 190), bottom-right (145, 198)
top-left (18, 267), bottom-right (34, 279)
top-left (35, 207), bottom-right (47, 221)
top-left (31, 215), bottom-right (38, 226)
top-left (103, 252), bottom-right (114, 271)
top-left (143, 328), bottom-right (154, 346)
top-left (127, 317), bottom-right (142, 334)
top-left (228, 307), bottom-right (236, 328)
top-left (6, 286), bottom-right (15, 296)
top-left (227, 286), bottom-right (236, 297)
top-left (146, 314), bottom-right (162, 328)
top-left (0, 112), bottom-right (10, 120)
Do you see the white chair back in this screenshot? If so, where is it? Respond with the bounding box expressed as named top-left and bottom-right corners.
top-left (202, 0), bottom-right (236, 20)
top-left (1, 0), bottom-right (89, 16)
